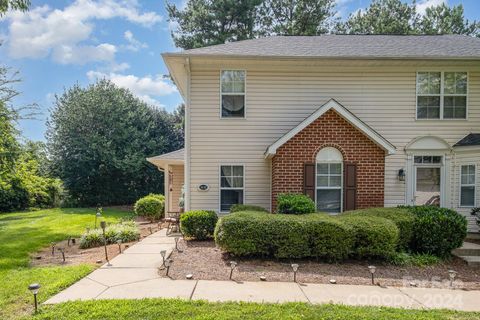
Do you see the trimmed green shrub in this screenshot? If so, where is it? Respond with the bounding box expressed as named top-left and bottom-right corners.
top-left (134, 194), bottom-right (165, 221)
top-left (342, 208), bottom-right (415, 249)
top-left (339, 215), bottom-right (399, 259)
top-left (402, 206), bottom-right (467, 257)
top-left (230, 204), bottom-right (269, 213)
top-left (214, 211), bottom-right (354, 260)
top-left (180, 210), bottom-right (218, 240)
top-left (388, 252), bottom-right (441, 267)
top-left (79, 221), bottom-right (140, 249)
top-left (276, 193), bottom-right (316, 214)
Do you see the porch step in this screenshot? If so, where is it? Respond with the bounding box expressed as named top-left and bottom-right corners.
top-left (452, 242), bottom-right (480, 256)
top-left (458, 256), bottom-right (480, 267)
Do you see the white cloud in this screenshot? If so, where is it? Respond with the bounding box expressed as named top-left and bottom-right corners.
top-left (86, 70), bottom-right (177, 106)
top-left (123, 30), bottom-right (148, 52)
top-left (416, 0), bottom-right (446, 15)
top-left (4, 0), bottom-right (161, 64)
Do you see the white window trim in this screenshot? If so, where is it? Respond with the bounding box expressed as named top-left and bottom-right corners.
top-left (219, 164), bottom-right (245, 213)
top-left (415, 71), bottom-right (469, 121)
top-left (219, 69), bottom-right (247, 119)
top-left (315, 161), bottom-right (343, 214)
top-left (459, 163), bottom-right (476, 208)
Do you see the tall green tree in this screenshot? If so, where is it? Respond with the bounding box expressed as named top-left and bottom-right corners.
top-left (0, 0), bottom-right (30, 16)
top-left (336, 0), bottom-right (478, 36)
top-left (336, 0), bottom-right (416, 35)
top-left (166, 0), bottom-right (262, 50)
top-left (46, 80), bottom-right (183, 206)
top-left (418, 4), bottom-right (479, 36)
top-left (258, 0), bottom-right (335, 36)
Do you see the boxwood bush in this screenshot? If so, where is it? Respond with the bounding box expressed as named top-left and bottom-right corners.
top-left (402, 206), bottom-right (467, 257)
top-left (134, 194), bottom-right (165, 221)
top-left (180, 210), bottom-right (218, 240)
top-left (79, 221), bottom-right (140, 249)
top-left (276, 193), bottom-right (316, 214)
top-left (339, 215), bottom-right (399, 259)
top-left (230, 204), bottom-right (269, 213)
top-left (342, 208), bottom-right (415, 249)
top-left (214, 211), bottom-right (354, 260)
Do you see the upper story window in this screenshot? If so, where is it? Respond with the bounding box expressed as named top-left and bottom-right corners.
top-left (416, 72), bottom-right (467, 120)
top-left (221, 70), bottom-right (245, 118)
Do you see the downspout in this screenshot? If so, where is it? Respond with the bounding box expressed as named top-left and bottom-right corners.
top-left (184, 57), bottom-right (191, 211)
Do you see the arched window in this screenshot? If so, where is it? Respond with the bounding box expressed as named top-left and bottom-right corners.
top-left (316, 147), bottom-right (343, 213)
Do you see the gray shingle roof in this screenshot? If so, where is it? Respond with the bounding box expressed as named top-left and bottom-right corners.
top-left (454, 134), bottom-right (480, 147)
top-left (165, 35), bottom-right (480, 59)
top-left (147, 148), bottom-right (184, 161)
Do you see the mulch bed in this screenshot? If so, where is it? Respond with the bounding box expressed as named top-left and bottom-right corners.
top-left (167, 239), bottom-right (480, 290)
top-left (31, 219), bottom-right (167, 267)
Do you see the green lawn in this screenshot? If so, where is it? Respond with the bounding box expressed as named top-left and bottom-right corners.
top-left (1, 208), bottom-right (479, 320)
top-left (0, 208), bottom-right (133, 319)
top-left (32, 299), bottom-right (480, 320)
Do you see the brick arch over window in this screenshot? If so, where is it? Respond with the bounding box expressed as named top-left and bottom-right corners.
top-left (271, 109), bottom-right (385, 212)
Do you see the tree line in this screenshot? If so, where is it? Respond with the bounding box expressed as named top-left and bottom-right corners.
top-left (167, 0), bottom-right (479, 50)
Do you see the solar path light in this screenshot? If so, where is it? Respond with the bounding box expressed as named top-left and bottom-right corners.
top-left (28, 283), bottom-right (41, 313)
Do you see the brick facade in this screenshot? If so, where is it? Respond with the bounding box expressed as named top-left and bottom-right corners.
top-left (271, 109), bottom-right (385, 212)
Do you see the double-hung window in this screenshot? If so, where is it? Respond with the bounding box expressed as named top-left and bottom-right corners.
top-left (416, 72), bottom-right (467, 120)
top-left (220, 165), bottom-right (244, 212)
top-left (221, 70), bottom-right (245, 118)
top-left (460, 164), bottom-right (476, 207)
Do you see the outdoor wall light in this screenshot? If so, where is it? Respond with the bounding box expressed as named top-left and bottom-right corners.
top-left (165, 259), bottom-right (172, 276)
top-left (398, 169), bottom-right (405, 181)
top-left (174, 237), bottom-right (183, 253)
top-left (100, 221), bottom-right (111, 266)
top-left (57, 247), bottom-right (66, 263)
top-left (229, 261), bottom-right (237, 280)
top-left (160, 250), bottom-right (167, 268)
top-left (448, 270), bottom-right (457, 287)
top-left (117, 239), bottom-right (122, 253)
top-left (291, 264), bottom-right (299, 282)
top-left (368, 265), bottom-right (376, 285)
top-left (28, 283), bottom-right (41, 313)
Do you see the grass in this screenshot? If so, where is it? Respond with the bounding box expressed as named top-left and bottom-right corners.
top-left (0, 207), bottom-right (133, 319)
top-left (32, 299), bottom-right (480, 320)
top-left (1, 208), bottom-right (479, 320)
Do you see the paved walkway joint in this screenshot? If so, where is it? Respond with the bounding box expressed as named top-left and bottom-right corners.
top-left (45, 229), bottom-right (480, 312)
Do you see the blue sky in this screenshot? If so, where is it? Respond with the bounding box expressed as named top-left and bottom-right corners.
top-left (0, 0), bottom-right (478, 141)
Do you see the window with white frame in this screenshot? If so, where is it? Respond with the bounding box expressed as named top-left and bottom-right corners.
top-left (220, 165), bottom-right (244, 212)
top-left (316, 147), bottom-right (343, 213)
top-left (416, 72), bottom-right (467, 120)
top-left (221, 70), bottom-right (245, 118)
top-left (460, 164), bottom-right (476, 207)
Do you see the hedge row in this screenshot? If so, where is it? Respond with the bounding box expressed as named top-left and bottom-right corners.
top-left (214, 211), bottom-right (398, 260)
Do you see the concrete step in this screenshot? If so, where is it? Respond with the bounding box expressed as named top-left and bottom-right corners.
top-left (452, 242), bottom-right (480, 257)
top-left (458, 256), bottom-right (480, 267)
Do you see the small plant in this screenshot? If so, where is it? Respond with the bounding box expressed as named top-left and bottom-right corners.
top-left (230, 204), bottom-right (268, 213)
top-left (134, 194), bottom-right (165, 221)
top-left (276, 193), bottom-right (315, 214)
top-left (79, 221), bottom-right (140, 249)
top-left (180, 210), bottom-right (218, 240)
top-left (388, 252), bottom-right (441, 267)
top-left (471, 207), bottom-right (480, 228)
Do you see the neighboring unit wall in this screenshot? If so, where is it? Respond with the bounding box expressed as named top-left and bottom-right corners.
top-left (271, 109), bottom-right (385, 212)
top-left (186, 59), bottom-right (480, 219)
top-left (451, 151), bottom-right (480, 231)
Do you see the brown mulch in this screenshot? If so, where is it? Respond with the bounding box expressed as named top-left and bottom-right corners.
top-left (167, 240), bottom-right (480, 290)
top-left (31, 219), bottom-right (167, 267)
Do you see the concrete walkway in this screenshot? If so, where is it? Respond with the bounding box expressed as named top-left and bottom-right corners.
top-left (45, 229), bottom-right (480, 312)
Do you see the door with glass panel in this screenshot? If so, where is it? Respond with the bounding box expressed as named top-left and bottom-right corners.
top-left (315, 147), bottom-right (343, 213)
top-left (414, 156), bottom-right (442, 206)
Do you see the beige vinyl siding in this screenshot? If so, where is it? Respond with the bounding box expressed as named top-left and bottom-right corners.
top-left (187, 59), bottom-right (480, 226)
top-left (169, 165), bottom-right (184, 212)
